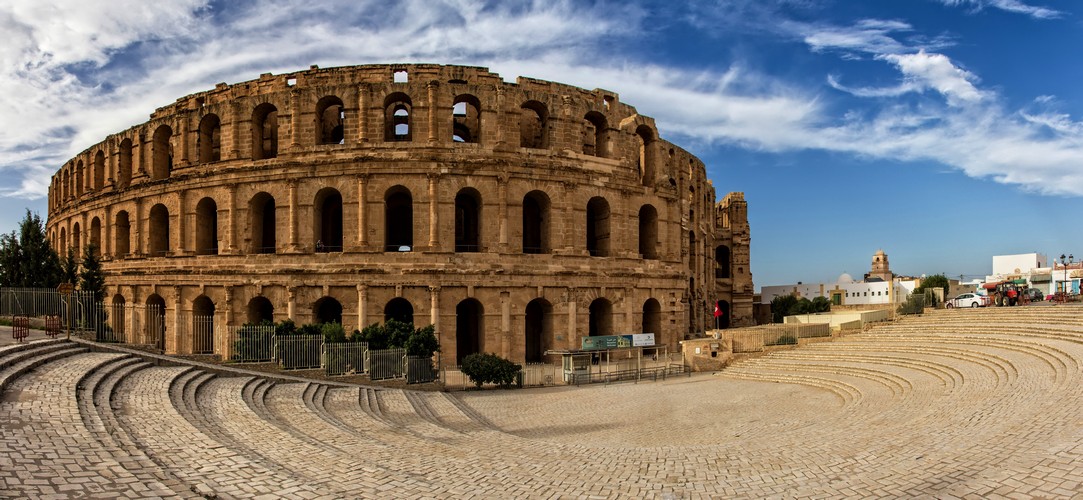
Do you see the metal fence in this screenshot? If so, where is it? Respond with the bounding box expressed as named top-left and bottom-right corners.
top-left (224, 324), bottom-right (276, 363)
top-left (100, 302), bottom-right (163, 347)
top-left (325, 341), bottom-right (368, 376)
top-left (441, 348), bottom-right (683, 391)
top-left (370, 348), bottom-right (406, 380)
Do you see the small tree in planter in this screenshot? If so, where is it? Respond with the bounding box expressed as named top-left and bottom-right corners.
top-left (460, 353), bottom-right (522, 389)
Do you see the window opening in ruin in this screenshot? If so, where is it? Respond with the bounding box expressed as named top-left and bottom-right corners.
top-left (455, 298), bottom-right (483, 364)
top-left (59, 227), bottom-right (67, 255)
top-left (525, 298), bottom-right (552, 363)
top-left (287, 78), bottom-right (297, 86)
top-left (195, 197), bottom-right (219, 255)
top-left (71, 222), bottom-right (81, 258)
top-left (454, 189), bottom-right (481, 252)
top-left (75, 161), bottom-right (84, 197)
top-left (603, 95), bottom-right (614, 110)
top-left (114, 211), bottom-right (130, 257)
top-left (638, 204), bottom-right (658, 260)
top-left (583, 112), bottom-right (608, 158)
top-left (384, 298), bottom-right (414, 325)
top-left (63, 169), bottom-right (70, 200)
top-left (589, 298), bottom-right (613, 337)
top-left (715, 245), bottom-right (731, 279)
top-left (198, 114), bottom-right (221, 163)
top-left (118, 139), bottom-right (133, 189)
top-left (384, 187), bottom-right (413, 251)
top-left (192, 295), bottom-right (215, 354)
top-left (146, 294), bottom-right (166, 350)
top-left (519, 101), bottom-right (548, 149)
top-left (151, 125), bottom-right (173, 180)
top-left (452, 95), bottom-right (480, 144)
top-left (448, 79), bottom-right (467, 85)
top-left (93, 151), bottom-right (105, 190)
top-left (314, 188), bottom-right (343, 252)
top-left (522, 191), bottom-right (550, 254)
top-left (148, 204), bottom-right (170, 256)
top-left (316, 96), bottom-right (345, 145)
top-left (688, 231), bottom-right (696, 269)
top-left (384, 93), bottom-right (412, 142)
top-left (636, 125), bottom-right (655, 187)
top-left (716, 300), bottom-right (731, 329)
top-left (249, 192), bottom-right (276, 254)
top-left (586, 197), bottom-right (610, 257)
top-left (252, 104), bottom-right (279, 160)
top-left (247, 296), bottom-right (274, 324)
top-left (642, 298), bottom-right (661, 336)
top-left (393, 70), bottom-right (408, 83)
top-left (314, 297), bottom-right (343, 324)
top-left (89, 217), bottom-right (101, 257)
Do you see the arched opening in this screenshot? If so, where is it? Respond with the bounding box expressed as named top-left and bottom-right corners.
top-left (110, 294), bottom-right (126, 339)
top-left (384, 187), bottom-right (413, 251)
top-left (195, 197), bottom-right (219, 255)
top-left (384, 298), bottom-right (414, 325)
top-left (198, 114), bottom-right (222, 163)
top-left (247, 296), bottom-right (274, 324)
top-left (59, 227), bottom-right (67, 255)
top-left (89, 217), bottom-right (101, 257)
top-left (63, 169), bottom-right (70, 200)
top-left (148, 204), bottom-right (170, 256)
top-left (316, 96), bottom-right (345, 145)
top-left (639, 204), bottom-right (658, 260)
top-left (524, 298), bottom-right (552, 363)
top-left (456, 298), bottom-right (484, 364)
top-left (75, 161), bottom-right (84, 196)
top-left (249, 192), bottom-right (276, 254)
top-left (151, 125), bottom-right (172, 180)
top-left (715, 245), bottom-right (731, 279)
top-left (583, 111), bottom-right (608, 158)
top-left (314, 297), bottom-right (343, 325)
top-left (384, 93), bottom-right (412, 142)
top-left (452, 95), bottom-right (481, 143)
top-left (252, 103), bottom-right (279, 160)
top-left (519, 101), bottom-right (548, 149)
top-left (636, 125), bottom-right (656, 187)
top-left (93, 151), bottom-right (105, 190)
top-left (586, 197), bottom-right (610, 257)
top-left (192, 295), bottom-right (215, 355)
top-left (71, 222), bottom-right (81, 258)
top-left (146, 294), bottom-right (166, 350)
top-left (642, 298), bottom-right (661, 335)
top-left (114, 211), bottom-right (130, 257)
top-left (715, 300), bottom-right (731, 329)
top-left (117, 138), bottom-right (133, 189)
top-left (314, 188), bottom-right (343, 252)
top-left (688, 231), bottom-right (697, 270)
top-left (455, 188), bottom-right (481, 252)
top-left (522, 190), bottom-right (550, 254)
top-left (588, 298), bottom-right (613, 337)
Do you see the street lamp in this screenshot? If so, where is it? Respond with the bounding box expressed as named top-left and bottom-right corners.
top-left (1060, 253), bottom-right (1074, 298)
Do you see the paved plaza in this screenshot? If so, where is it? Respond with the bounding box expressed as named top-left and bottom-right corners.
top-left (3, 306), bottom-right (1083, 498)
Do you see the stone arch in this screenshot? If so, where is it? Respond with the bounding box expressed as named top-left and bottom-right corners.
top-left (71, 222), bottom-right (81, 258)
top-left (63, 168), bottom-right (70, 200)
top-left (89, 217), bottom-right (101, 256)
top-left (117, 138), bottom-right (133, 189)
top-left (588, 297), bottom-right (613, 337)
top-left (384, 93), bottom-right (412, 142)
top-left (114, 210), bottom-right (131, 257)
top-left (715, 245), bottom-right (731, 279)
top-left (252, 103), bottom-right (279, 160)
top-left (314, 187), bottom-right (343, 252)
top-left (522, 190), bottom-right (550, 254)
top-left (586, 196), bottom-right (610, 257)
top-left (110, 294), bottom-right (126, 338)
top-left (638, 204), bottom-right (658, 260)
top-left (636, 124), bottom-right (656, 187)
top-left (247, 296), bottom-right (274, 324)
top-left (198, 114), bottom-right (222, 163)
top-left (452, 94), bottom-right (481, 143)
top-left (583, 111), bottom-right (608, 158)
top-left (151, 125), bottom-right (172, 180)
top-left (524, 298), bottom-right (552, 363)
top-left (642, 298), bottom-right (661, 335)
top-left (195, 197), bottom-right (219, 255)
top-left (192, 295), bottom-right (215, 354)
top-left (454, 188), bottom-right (481, 252)
top-left (455, 298), bottom-right (484, 364)
top-left (384, 186), bottom-right (413, 251)
top-left (146, 294), bottom-right (166, 350)
top-left (93, 150), bottom-right (105, 190)
top-left (316, 95), bottom-right (346, 145)
top-left (384, 297), bottom-right (414, 325)
top-left (148, 203), bottom-right (170, 256)
top-left (314, 296), bottom-right (343, 324)
top-left (519, 100), bottom-right (548, 149)
top-left (59, 227), bottom-right (67, 255)
top-left (249, 192), bottom-right (276, 254)
top-left (75, 160), bottom-right (84, 197)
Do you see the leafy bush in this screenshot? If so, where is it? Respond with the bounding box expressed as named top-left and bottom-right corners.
top-left (355, 320), bottom-right (439, 357)
top-left (460, 353), bottom-right (522, 389)
top-left (231, 320), bottom-right (274, 362)
top-left (321, 321), bottom-right (346, 343)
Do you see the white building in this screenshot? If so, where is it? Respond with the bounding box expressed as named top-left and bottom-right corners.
top-left (761, 273), bottom-right (919, 306)
top-left (985, 253), bottom-right (1052, 295)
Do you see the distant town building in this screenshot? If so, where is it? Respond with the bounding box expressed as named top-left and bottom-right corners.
top-left (762, 250), bottom-right (918, 307)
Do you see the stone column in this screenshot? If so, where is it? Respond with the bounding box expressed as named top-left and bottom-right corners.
top-left (230, 101), bottom-right (243, 159)
top-left (287, 286), bottom-right (297, 321)
top-left (356, 175), bottom-right (368, 248)
top-left (129, 286), bottom-right (140, 344)
top-left (176, 189), bottom-right (186, 256)
top-left (427, 80), bottom-right (438, 144)
top-left (429, 285), bottom-right (441, 342)
top-left (566, 289), bottom-right (578, 350)
top-left (494, 87), bottom-right (506, 147)
top-left (500, 291), bottom-right (511, 359)
top-left (428, 174), bottom-right (439, 249)
top-left (104, 207), bottom-right (112, 258)
top-left (179, 113), bottom-right (190, 166)
top-left (357, 85), bottom-right (369, 143)
top-left (172, 286), bottom-right (183, 354)
top-left (288, 179), bottom-right (299, 252)
top-left (357, 284), bottom-right (367, 329)
top-left (497, 174), bottom-right (508, 252)
top-left (135, 198), bottom-right (144, 256)
top-left (290, 88), bottom-right (302, 149)
top-left (226, 185), bottom-right (237, 254)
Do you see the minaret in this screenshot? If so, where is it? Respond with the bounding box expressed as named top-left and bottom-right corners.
top-left (868, 249), bottom-right (892, 282)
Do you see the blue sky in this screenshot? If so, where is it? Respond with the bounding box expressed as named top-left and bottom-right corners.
top-left (1, 0), bottom-right (1081, 289)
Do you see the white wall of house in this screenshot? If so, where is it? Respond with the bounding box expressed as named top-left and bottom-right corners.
top-left (992, 253), bottom-right (1047, 277)
top-left (762, 280), bottom-right (918, 305)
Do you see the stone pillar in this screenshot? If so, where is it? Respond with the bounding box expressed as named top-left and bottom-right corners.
top-left (429, 285), bottom-right (441, 343)
top-left (357, 85), bottom-right (369, 143)
top-left (129, 286), bottom-right (140, 344)
top-left (288, 179), bottom-right (299, 252)
top-left (562, 182), bottom-right (576, 252)
top-left (230, 101), bottom-right (243, 159)
top-left (226, 185), bottom-right (237, 254)
top-left (497, 174), bottom-right (508, 252)
top-left (357, 284), bottom-right (367, 329)
top-left (224, 286), bottom-right (235, 329)
top-left (135, 198), bottom-right (144, 256)
top-left (172, 286), bottom-right (183, 354)
top-left (179, 113), bottom-right (190, 166)
top-left (176, 189), bottom-right (186, 255)
top-left (290, 88), bottom-right (302, 149)
top-left (356, 175), bottom-right (368, 248)
top-left (566, 290), bottom-right (578, 350)
top-left (494, 86), bottom-right (506, 147)
top-left (500, 291), bottom-right (511, 359)
top-left (427, 80), bottom-right (438, 144)
top-left (104, 208), bottom-right (112, 258)
top-left (287, 286), bottom-right (297, 321)
top-left (428, 174), bottom-right (439, 249)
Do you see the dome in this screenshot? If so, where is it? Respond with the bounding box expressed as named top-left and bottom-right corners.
top-left (837, 273), bottom-right (855, 284)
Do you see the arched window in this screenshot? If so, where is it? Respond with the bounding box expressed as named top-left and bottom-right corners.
top-left (452, 94), bottom-right (481, 143)
top-left (59, 227), bottom-right (67, 255)
top-left (247, 296), bottom-right (274, 324)
top-left (151, 125), bottom-right (172, 180)
top-left (249, 192), bottom-right (276, 254)
top-left (642, 298), bottom-right (661, 335)
top-left (314, 188), bottom-right (343, 252)
top-left (455, 188), bottom-right (481, 252)
top-left (639, 204), bottom-right (658, 260)
top-left (192, 295), bottom-right (215, 354)
top-left (384, 187), bottom-right (413, 251)
top-left (522, 191), bottom-right (550, 254)
top-left (586, 197), bottom-right (610, 257)
top-left (117, 139), bottom-right (133, 189)
top-left (316, 96), bottom-right (345, 145)
top-left (636, 125), bottom-right (655, 187)
top-left (384, 93), bottom-right (412, 142)
top-left (583, 112), bottom-right (608, 158)
top-left (146, 294), bottom-right (166, 350)
top-left (75, 161), bottom-right (84, 196)
top-left (71, 222), bottom-right (81, 258)
top-left (588, 298), bottom-right (613, 337)
top-left (519, 101), bottom-right (548, 149)
top-left (455, 298), bottom-right (484, 364)
top-left (198, 114), bottom-right (222, 163)
top-left (715, 245), bottom-right (731, 279)
top-left (524, 298), bottom-right (552, 363)
top-left (89, 217), bottom-right (101, 257)
top-left (93, 151), bottom-right (105, 190)
top-left (63, 169), bottom-right (70, 200)
top-left (114, 211), bottom-right (130, 257)
top-left (148, 204), bottom-right (170, 256)
top-left (384, 298), bottom-right (414, 325)
top-left (314, 297), bottom-right (343, 324)
top-left (195, 197), bottom-right (219, 255)
top-left (252, 103), bottom-right (279, 160)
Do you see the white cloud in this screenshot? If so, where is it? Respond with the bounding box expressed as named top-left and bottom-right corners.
top-left (879, 50), bottom-right (985, 105)
top-left (939, 0), bottom-right (1062, 19)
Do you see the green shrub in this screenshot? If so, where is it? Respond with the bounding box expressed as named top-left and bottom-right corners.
top-left (460, 353), bottom-right (522, 389)
top-left (321, 321), bottom-right (346, 343)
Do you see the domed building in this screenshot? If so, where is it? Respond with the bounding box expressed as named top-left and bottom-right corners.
top-left (46, 64), bottom-right (752, 363)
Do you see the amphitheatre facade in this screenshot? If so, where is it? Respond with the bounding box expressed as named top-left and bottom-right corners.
top-left (45, 63), bottom-right (752, 363)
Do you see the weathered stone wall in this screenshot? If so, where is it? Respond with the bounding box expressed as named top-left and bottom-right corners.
top-left (46, 63), bottom-right (753, 363)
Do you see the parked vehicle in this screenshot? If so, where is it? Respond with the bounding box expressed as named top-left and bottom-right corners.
top-left (946, 293), bottom-right (988, 308)
top-left (1026, 288), bottom-right (1044, 302)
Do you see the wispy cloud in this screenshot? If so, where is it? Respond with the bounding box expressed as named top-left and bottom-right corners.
top-left (939, 0), bottom-right (1062, 19)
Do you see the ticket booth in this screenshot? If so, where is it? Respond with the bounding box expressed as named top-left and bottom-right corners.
top-left (562, 352), bottom-right (590, 383)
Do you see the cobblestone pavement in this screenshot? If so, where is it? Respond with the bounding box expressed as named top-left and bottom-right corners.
top-left (4, 306), bottom-right (1083, 498)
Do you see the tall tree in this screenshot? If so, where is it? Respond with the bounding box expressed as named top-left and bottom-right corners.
top-left (0, 210), bottom-right (62, 287)
top-left (60, 249), bottom-right (79, 287)
top-left (79, 244), bottom-right (106, 302)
